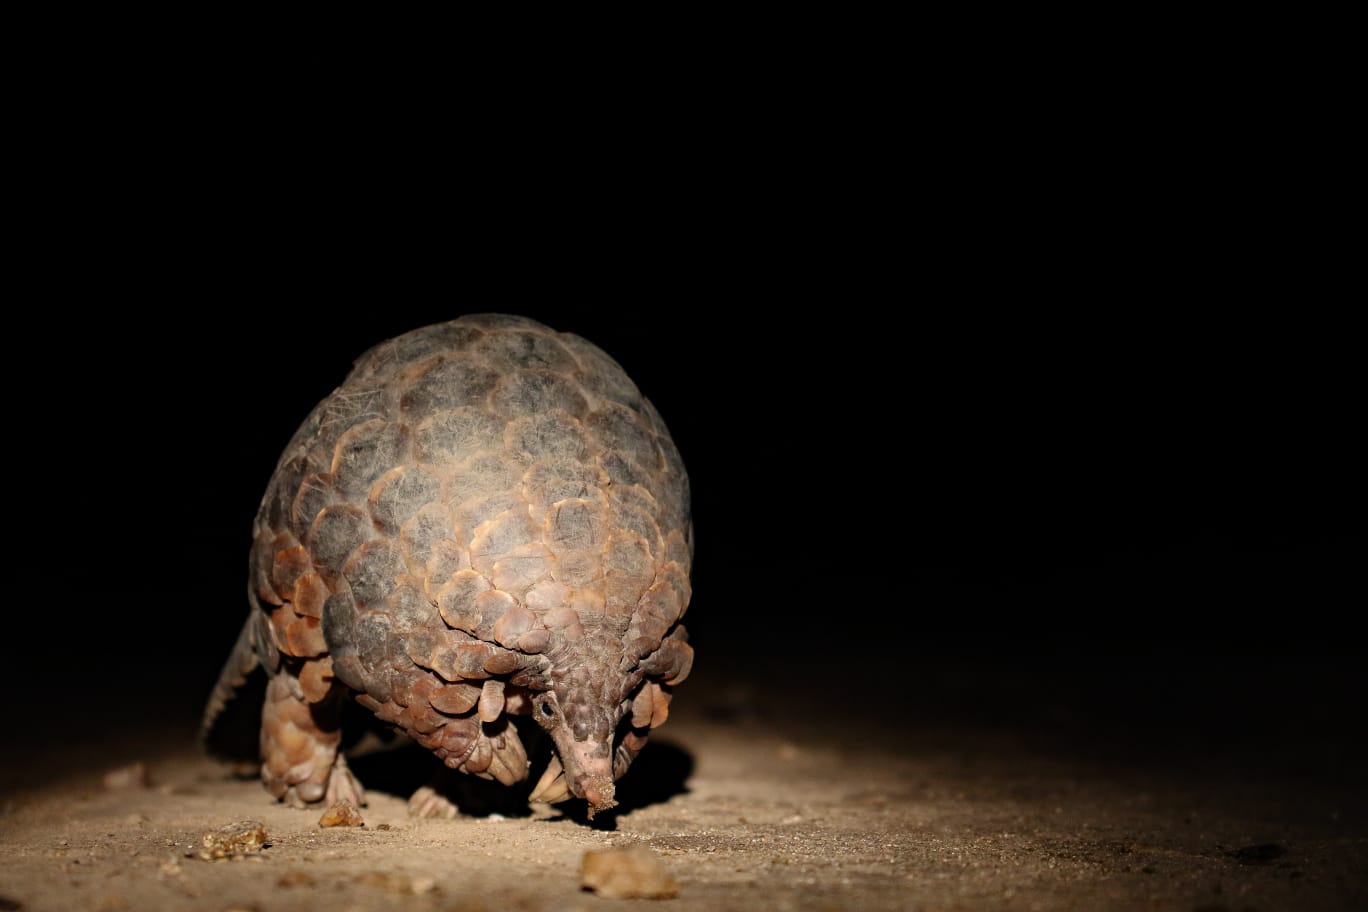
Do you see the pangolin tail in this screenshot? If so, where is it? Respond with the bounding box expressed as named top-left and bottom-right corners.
top-left (199, 612), bottom-right (264, 754)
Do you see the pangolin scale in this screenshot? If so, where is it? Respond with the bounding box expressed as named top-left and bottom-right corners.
top-left (201, 314), bottom-right (693, 817)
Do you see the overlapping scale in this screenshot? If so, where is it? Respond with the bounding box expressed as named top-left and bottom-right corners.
top-left (243, 314), bottom-right (693, 808)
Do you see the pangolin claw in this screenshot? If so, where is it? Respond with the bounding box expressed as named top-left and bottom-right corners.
top-left (528, 755), bottom-right (570, 804)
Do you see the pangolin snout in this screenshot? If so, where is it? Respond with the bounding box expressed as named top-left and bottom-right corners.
top-left (565, 741), bottom-right (618, 816)
top-left (573, 774), bottom-right (617, 816)
top-left (555, 732), bottom-right (619, 817)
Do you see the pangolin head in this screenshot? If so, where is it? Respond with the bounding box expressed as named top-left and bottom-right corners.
top-left (522, 624), bottom-right (692, 818)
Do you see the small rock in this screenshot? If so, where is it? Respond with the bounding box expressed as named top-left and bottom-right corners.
top-left (198, 821), bottom-right (269, 861)
top-left (319, 801), bottom-right (365, 828)
top-left (102, 763), bottom-right (150, 791)
top-left (581, 846), bottom-right (680, 900)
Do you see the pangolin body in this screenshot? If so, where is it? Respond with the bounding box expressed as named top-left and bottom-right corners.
top-left (202, 314), bottom-right (694, 817)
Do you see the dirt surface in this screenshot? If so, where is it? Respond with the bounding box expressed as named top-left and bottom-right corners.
top-left (2, 662), bottom-right (1365, 912)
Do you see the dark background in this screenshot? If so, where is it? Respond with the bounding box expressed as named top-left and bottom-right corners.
top-left (3, 0), bottom-right (1359, 778)
top-left (14, 295), bottom-right (1365, 767)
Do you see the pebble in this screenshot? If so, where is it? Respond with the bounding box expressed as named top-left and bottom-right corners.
top-left (581, 846), bottom-right (679, 899)
top-left (197, 821), bottom-right (268, 861)
top-left (319, 801), bottom-right (366, 828)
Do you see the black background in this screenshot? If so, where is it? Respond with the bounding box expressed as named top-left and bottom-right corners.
top-left (20, 295), bottom-right (1360, 747)
top-left (4, 3), bottom-right (1357, 757)
top-left (0, 226), bottom-right (1351, 771)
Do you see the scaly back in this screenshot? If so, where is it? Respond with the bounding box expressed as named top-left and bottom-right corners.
top-left (245, 314), bottom-right (693, 795)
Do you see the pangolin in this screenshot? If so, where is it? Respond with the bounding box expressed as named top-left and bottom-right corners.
top-left (201, 314), bottom-right (693, 818)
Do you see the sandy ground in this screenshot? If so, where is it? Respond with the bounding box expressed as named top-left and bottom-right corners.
top-left (2, 661), bottom-right (1366, 912)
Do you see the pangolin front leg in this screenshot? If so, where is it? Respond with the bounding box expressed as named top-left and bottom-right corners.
top-left (260, 659), bottom-right (363, 808)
